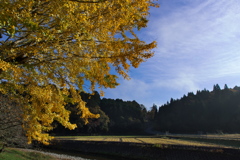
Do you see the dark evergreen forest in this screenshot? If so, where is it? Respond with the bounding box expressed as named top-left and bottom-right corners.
top-left (154, 84), bottom-right (240, 134)
top-left (50, 84), bottom-right (240, 135)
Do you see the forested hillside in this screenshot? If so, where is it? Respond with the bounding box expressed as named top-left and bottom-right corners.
top-left (50, 84), bottom-right (240, 135)
top-left (154, 84), bottom-right (240, 134)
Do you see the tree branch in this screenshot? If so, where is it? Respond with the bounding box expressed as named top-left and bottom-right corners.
top-left (69, 0), bottom-right (107, 3)
top-left (0, 123), bottom-right (22, 131)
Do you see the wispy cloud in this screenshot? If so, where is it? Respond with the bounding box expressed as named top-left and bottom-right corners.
top-left (103, 77), bottom-right (154, 106)
top-left (142, 0), bottom-right (240, 85)
top-left (104, 78), bottom-right (149, 100)
top-left (103, 0), bottom-right (240, 108)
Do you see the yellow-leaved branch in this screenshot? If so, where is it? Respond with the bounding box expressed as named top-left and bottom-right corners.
top-left (0, 0), bottom-right (159, 144)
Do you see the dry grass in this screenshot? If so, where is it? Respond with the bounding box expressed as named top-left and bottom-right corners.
top-left (136, 137), bottom-right (222, 147)
top-left (206, 134), bottom-right (240, 140)
top-left (56, 134), bottom-right (240, 149)
top-left (102, 138), bottom-right (120, 142)
top-left (56, 135), bottom-right (228, 148)
top-left (75, 137), bottom-right (105, 141)
top-left (121, 138), bottom-right (142, 143)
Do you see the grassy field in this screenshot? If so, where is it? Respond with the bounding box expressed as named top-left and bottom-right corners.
top-left (0, 148), bottom-right (55, 160)
top-left (55, 134), bottom-right (240, 149)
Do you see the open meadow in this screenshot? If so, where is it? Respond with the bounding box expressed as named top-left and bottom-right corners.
top-left (55, 134), bottom-right (240, 149)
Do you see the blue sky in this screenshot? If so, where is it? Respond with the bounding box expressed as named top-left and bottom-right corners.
top-left (102, 0), bottom-right (240, 109)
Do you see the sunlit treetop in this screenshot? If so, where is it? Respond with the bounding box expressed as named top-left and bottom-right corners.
top-left (0, 0), bottom-right (159, 144)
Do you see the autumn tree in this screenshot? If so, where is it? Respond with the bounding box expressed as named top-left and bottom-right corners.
top-left (51, 91), bottom-right (110, 135)
top-left (0, 0), bottom-right (158, 144)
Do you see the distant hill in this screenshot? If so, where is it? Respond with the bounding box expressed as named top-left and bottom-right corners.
top-left (153, 84), bottom-right (240, 134)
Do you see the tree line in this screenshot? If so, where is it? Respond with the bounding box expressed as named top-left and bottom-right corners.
top-left (50, 84), bottom-right (240, 135)
top-left (50, 91), bottom-right (150, 135)
top-left (153, 84), bottom-right (240, 134)
top-left (2, 83), bottom-right (240, 144)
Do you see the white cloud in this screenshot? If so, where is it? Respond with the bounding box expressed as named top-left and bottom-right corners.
top-left (103, 0), bottom-right (240, 108)
top-left (103, 78), bottom-right (151, 101)
top-left (143, 0), bottom-right (240, 88)
top-left (153, 72), bottom-right (199, 92)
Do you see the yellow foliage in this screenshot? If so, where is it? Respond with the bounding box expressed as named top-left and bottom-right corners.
top-left (0, 0), bottom-right (158, 144)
